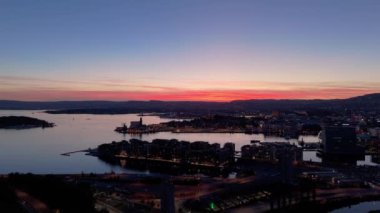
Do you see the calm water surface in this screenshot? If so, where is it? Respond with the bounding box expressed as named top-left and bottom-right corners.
top-left (330, 201), bottom-right (380, 213)
top-left (0, 110), bottom-right (319, 174)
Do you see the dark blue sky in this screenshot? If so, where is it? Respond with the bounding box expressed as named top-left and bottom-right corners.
top-left (0, 0), bottom-right (379, 100)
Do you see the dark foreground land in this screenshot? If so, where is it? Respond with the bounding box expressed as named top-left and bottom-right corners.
top-left (0, 174), bottom-right (96, 213)
top-left (2, 172), bottom-right (380, 213)
top-left (0, 116), bottom-right (54, 129)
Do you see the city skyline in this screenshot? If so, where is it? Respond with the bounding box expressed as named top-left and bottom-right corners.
top-left (1, 0), bottom-right (380, 101)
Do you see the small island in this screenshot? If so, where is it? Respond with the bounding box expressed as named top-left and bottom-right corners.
top-left (0, 116), bottom-right (54, 129)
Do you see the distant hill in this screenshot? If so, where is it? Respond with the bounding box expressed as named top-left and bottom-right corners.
top-left (340, 93), bottom-right (380, 109)
top-left (0, 93), bottom-right (379, 114)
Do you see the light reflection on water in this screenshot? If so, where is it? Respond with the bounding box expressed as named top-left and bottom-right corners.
top-left (0, 110), bottom-right (322, 174)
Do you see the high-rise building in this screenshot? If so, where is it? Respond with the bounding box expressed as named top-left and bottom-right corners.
top-left (160, 180), bottom-right (175, 213)
top-left (319, 126), bottom-right (364, 163)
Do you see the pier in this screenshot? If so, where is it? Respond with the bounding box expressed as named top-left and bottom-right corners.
top-left (61, 149), bottom-right (91, 156)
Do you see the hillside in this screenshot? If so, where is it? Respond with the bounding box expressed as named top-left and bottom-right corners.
top-left (0, 93), bottom-right (379, 114)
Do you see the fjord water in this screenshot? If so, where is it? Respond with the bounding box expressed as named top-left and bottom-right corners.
top-left (330, 201), bottom-right (380, 213)
top-left (0, 110), bottom-right (319, 174)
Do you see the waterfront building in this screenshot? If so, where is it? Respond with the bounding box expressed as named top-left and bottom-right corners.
top-left (115, 117), bottom-right (151, 134)
top-left (130, 117), bottom-right (143, 129)
top-left (240, 142), bottom-right (302, 163)
top-left (109, 139), bottom-right (234, 174)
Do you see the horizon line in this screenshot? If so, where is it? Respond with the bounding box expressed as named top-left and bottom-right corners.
top-left (1, 92), bottom-right (378, 103)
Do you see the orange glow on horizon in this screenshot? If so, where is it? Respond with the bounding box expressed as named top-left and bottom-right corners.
top-left (0, 88), bottom-right (378, 102)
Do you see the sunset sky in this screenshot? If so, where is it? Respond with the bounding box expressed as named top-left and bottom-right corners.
top-left (0, 0), bottom-right (379, 101)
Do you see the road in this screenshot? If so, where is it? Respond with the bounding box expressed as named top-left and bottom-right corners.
top-left (14, 189), bottom-right (52, 213)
